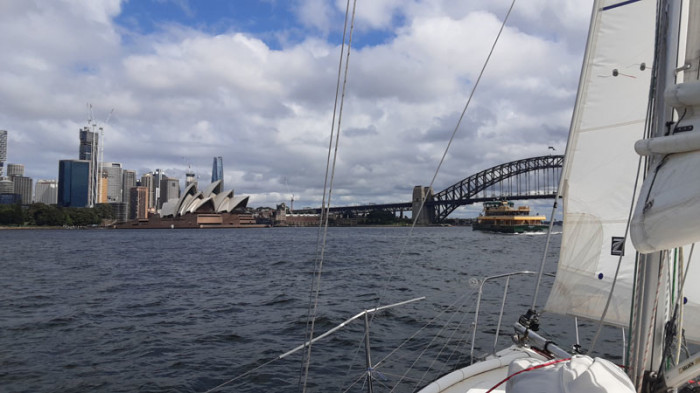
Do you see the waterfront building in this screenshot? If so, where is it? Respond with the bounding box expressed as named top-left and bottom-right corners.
top-left (58, 159), bottom-right (90, 207)
top-left (79, 127), bottom-right (99, 206)
top-left (12, 176), bottom-right (32, 205)
top-left (0, 178), bottom-right (17, 205)
top-left (122, 170), bottom-right (136, 205)
top-left (140, 172), bottom-right (155, 211)
top-left (159, 176), bottom-right (180, 210)
top-left (211, 156), bottom-right (223, 189)
top-left (153, 169), bottom-right (164, 210)
top-left (110, 202), bottom-right (128, 223)
top-left (0, 193), bottom-right (21, 205)
top-left (129, 186), bottom-right (148, 220)
top-left (7, 163), bottom-right (23, 177)
top-left (159, 180), bottom-right (247, 217)
top-left (35, 180), bottom-right (58, 204)
top-left (101, 162), bottom-right (123, 203)
top-left (98, 172), bottom-right (108, 203)
top-left (6, 164), bottom-right (31, 204)
top-left (0, 130), bottom-right (6, 177)
top-left (0, 178), bottom-right (14, 194)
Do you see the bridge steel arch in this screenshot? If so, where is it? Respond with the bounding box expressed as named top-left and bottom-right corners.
top-left (430, 155), bottom-right (564, 222)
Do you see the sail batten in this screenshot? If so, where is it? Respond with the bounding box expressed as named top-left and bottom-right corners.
top-left (544, 0), bottom-right (656, 327)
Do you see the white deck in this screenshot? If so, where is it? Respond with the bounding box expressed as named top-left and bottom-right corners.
top-left (417, 346), bottom-right (547, 393)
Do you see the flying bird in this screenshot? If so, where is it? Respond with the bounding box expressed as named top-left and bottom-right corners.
top-left (548, 146), bottom-right (556, 150)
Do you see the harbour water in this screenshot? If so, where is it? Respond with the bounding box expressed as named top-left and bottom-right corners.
top-left (1, 227), bottom-right (623, 392)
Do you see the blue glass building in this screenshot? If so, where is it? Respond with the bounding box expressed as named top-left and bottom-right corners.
top-left (211, 156), bottom-right (223, 189)
top-left (58, 160), bottom-right (90, 207)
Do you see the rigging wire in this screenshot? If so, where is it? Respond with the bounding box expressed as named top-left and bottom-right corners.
top-left (627, 1), bottom-right (668, 381)
top-left (299, 1), bottom-right (358, 392)
top-left (411, 295), bottom-right (479, 391)
top-left (588, 152), bottom-right (645, 354)
top-left (387, 289), bottom-right (478, 392)
top-left (348, 0), bottom-right (521, 387)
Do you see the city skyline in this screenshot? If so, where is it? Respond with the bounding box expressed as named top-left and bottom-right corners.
top-left (0, 1), bottom-right (593, 214)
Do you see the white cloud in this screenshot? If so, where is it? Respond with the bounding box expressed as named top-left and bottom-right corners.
top-left (0, 0), bottom-right (592, 216)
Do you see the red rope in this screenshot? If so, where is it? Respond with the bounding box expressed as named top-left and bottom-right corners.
top-left (485, 357), bottom-right (571, 393)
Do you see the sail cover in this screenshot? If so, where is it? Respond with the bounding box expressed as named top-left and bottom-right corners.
top-left (629, 2), bottom-right (700, 344)
top-left (544, 0), bottom-right (656, 326)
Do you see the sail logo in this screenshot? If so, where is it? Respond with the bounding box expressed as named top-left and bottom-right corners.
top-left (611, 237), bottom-right (625, 256)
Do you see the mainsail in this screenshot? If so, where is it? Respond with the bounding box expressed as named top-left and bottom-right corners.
top-left (544, 0), bottom-right (656, 326)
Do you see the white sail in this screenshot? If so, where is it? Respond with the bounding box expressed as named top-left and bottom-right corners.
top-left (544, 0), bottom-right (656, 326)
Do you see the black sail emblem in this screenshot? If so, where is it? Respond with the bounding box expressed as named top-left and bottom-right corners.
top-left (611, 237), bottom-right (625, 256)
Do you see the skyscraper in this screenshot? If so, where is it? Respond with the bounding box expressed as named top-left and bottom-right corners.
top-left (98, 171), bottom-right (108, 203)
top-left (129, 186), bottom-right (148, 220)
top-left (7, 164), bottom-right (32, 204)
top-left (35, 180), bottom-right (58, 204)
top-left (0, 178), bottom-right (14, 194)
top-left (153, 169), bottom-right (164, 209)
top-left (159, 176), bottom-right (180, 209)
top-left (211, 156), bottom-right (223, 189)
top-left (79, 127), bottom-right (99, 206)
top-left (0, 178), bottom-right (19, 205)
top-left (7, 163), bottom-right (22, 177)
top-left (101, 162), bottom-right (123, 202)
top-left (58, 160), bottom-right (90, 207)
top-left (12, 176), bottom-right (32, 205)
top-left (0, 130), bottom-right (7, 177)
top-left (140, 172), bottom-right (155, 211)
top-left (79, 127), bottom-right (98, 161)
top-left (122, 170), bottom-right (136, 204)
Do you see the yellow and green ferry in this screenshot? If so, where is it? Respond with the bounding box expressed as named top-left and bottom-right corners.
top-left (473, 200), bottom-right (547, 233)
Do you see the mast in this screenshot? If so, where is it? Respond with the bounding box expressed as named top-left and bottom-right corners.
top-left (629, 0), bottom-right (685, 388)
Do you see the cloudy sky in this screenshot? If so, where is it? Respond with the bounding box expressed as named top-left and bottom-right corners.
top-left (0, 0), bottom-right (593, 215)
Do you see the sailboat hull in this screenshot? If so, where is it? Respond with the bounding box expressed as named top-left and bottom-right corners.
top-left (417, 346), bottom-right (546, 393)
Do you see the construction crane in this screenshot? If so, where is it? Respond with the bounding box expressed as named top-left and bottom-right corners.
top-left (85, 104), bottom-right (114, 206)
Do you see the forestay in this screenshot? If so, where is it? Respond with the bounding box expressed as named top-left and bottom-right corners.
top-left (544, 0), bottom-right (656, 326)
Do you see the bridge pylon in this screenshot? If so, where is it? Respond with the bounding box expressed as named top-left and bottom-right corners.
top-left (412, 186), bottom-right (435, 225)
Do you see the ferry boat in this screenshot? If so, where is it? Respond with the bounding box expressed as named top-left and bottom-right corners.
top-left (472, 200), bottom-right (547, 233)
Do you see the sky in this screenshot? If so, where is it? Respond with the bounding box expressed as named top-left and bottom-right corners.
top-left (0, 0), bottom-right (593, 216)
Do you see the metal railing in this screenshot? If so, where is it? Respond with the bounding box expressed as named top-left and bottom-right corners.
top-left (279, 296), bottom-right (426, 392)
top-left (469, 270), bottom-right (555, 362)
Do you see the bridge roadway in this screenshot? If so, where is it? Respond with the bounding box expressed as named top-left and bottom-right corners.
top-left (295, 195), bottom-right (556, 216)
top-left (294, 155), bottom-right (563, 224)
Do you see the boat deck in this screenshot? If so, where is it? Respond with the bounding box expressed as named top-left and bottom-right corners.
top-left (417, 346), bottom-right (547, 393)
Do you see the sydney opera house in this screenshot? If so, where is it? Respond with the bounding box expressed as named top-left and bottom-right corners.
top-left (160, 180), bottom-right (248, 217)
top-left (116, 180), bottom-right (264, 228)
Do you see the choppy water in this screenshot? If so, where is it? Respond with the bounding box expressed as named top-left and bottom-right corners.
top-left (0, 227), bottom-right (623, 392)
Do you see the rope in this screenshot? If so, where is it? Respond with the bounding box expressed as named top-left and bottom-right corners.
top-left (484, 357), bottom-right (571, 393)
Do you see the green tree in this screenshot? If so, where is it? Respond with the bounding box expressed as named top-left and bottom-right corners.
top-left (94, 203), bottom-right (114, 220)
top-left (366, 209), bottom-right (397, 225)
top-left (30, 203), bottom-right (67, 226)
top-left (66, 208), bottom-right (100, 226)
top-left (0, 203), bottom-right (23, 225)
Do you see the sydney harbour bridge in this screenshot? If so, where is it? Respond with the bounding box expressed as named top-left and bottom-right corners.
top-left (296, 155), bottom-right (564, 224)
